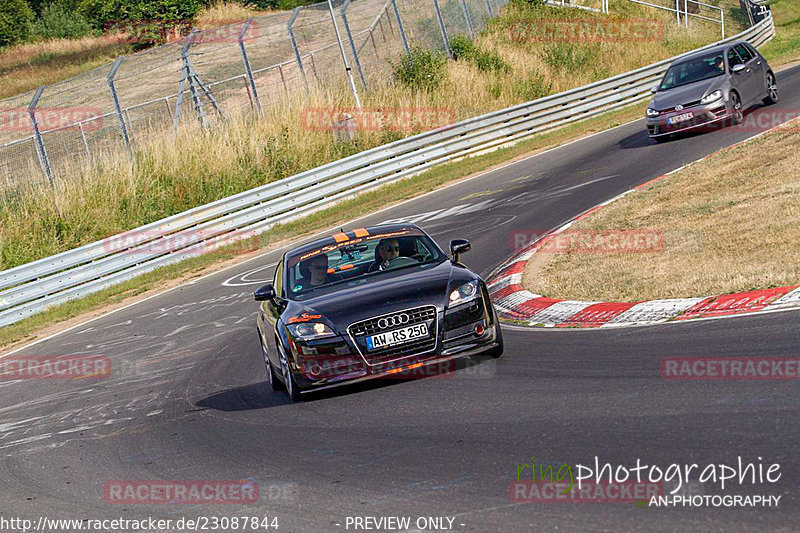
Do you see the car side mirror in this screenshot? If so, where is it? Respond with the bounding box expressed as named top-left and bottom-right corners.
top-left (732, 63), bottom-right (746, 74)
top-left (650, 85), bottom-right (658, 94)
top-left (450, 239), bottom-right (471, 263)
top-left (254, 283), bottom-right (276, 302)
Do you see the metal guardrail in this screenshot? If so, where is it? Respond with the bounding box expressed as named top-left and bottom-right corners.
top-left (0, 15), bottom-right (775, 328)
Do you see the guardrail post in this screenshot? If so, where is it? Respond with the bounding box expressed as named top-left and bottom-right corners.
top-left (341, 0), bottom-right (367, 89)
top-left (460, 0), bottom-right (475, 39)
top-left (107, 56), bottom-right (132, 157)
top-left (28, 86), bottom-right (54, 186)
top-left (432, 0), bottom-right (451, 56)
top-left (288, 7), bottom-right (309, 92)
top-left (391, 0), bottom-right (410, 55)
top-left (239, 19), bottom-right (261, 113)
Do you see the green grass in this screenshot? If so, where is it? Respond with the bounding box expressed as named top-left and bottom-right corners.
top-left (760, 0), bottom-right (800, 65)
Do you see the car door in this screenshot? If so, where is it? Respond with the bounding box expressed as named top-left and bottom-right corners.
top-left (260, 259), bottom-right (283, 367)
top-left (732, 43), bottom-right (762, 105)
top-left (742, 43), bottom-right (768, 96)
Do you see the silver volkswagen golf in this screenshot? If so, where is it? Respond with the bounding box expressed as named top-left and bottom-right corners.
top-left (646, 41), bottom-right (777, 141)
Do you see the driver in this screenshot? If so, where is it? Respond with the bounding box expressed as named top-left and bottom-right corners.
top-left (370, 238), bottom-right (400, 272)
top-left (714, 55), bottom-right (724, 73)
top-left (296, 253), bottom-right (330, 291)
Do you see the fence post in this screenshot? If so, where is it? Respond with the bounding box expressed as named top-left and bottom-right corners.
top-left (432, 0), bottom-right (451, 56)
top-left (484, 0), bottom-right (494, 18)
top-left (28, 86), bottom-right (54, 186)
top-left (185, 31), bottom-right (206, 127)
top-left (288, 7), bottom-right (309, 92)
top-left (327, 0), bottom-right (362, 109)
top-left (460, 0), bottom-right (475, 39)
top-left (341, 0), bottom-right (367, 89)
top-left (239, 18), bottom-right (261, 113)
top-left (675, 0), bottom-right (681, 26)
top-left (107, 56), bottom-right (132, 157)
top-left (391, 0), bottom-right (410, 55)
top-left (685, 0), bottom-right (689, 28)
top-left (721, 10), bottom-right (725, 38)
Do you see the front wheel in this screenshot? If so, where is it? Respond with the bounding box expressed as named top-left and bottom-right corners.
top-left (763, 72), bottom-right (778, 105)
top-left (278, 343), bottom-right (303, 401)
top-left (484, 314), bottom-right (504, 358)
top-left (259, 330), bottom-right (283, 391)
top-left (730, 92), bottom-right (743, 125)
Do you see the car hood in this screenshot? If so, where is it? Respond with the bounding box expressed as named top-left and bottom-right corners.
top-left (652, 77), bottom-right (724, 110)
top-left (283, 261), bottom-right (475, 330)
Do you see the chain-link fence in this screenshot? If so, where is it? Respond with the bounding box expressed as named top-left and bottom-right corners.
top-left (0, 0), bottom-right (512, 190)
top-left (0, 0), bottom-right (744, 190)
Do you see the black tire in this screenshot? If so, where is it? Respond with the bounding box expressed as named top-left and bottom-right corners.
top-left (763, 72), bottom-right (778, 105)
top-left (278, 343), bottom-right (303, 401)
top-left (259, 330), bottom-right (283, 391)
top-left (484, 312), bottom-right (504, 358)
top-left (730, 92), bottom-right (743, 125)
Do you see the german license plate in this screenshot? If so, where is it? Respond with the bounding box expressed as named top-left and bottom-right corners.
top-left (667, 112), bottom-right (693, 125)
top-left (366, 323), bottom-right (428, 350)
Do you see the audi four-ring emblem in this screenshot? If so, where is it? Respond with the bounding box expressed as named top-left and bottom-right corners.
top-left (377, 313), bottom-right (410, 329)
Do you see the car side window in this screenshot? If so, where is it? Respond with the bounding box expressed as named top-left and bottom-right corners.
top-left (727, 48), bottom-right (744, 71)
top-left (273, 260), bottom-right (284, 297)
top-left (734, 44), bottom-right (754, 63)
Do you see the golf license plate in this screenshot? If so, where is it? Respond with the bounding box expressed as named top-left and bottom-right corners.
top-left (366, 323), bottom-right (428, 350)
top-left (667, 112), bottom-right (693, 125)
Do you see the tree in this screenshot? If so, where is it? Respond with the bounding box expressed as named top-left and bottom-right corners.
top-left (0, 0), bottom-right (35, 47)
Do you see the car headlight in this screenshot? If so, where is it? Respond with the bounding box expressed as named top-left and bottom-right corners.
top-left (646, 107), bottom-right (660, 118)
top-left (448, 280), bottom-right (479, 308)
top-left (701, 90), bottom-right (723, 104)
top-left (287, 322), bottom-right (336, 340)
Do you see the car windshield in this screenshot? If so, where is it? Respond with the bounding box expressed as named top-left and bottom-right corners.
top-left (659, 51), bottom-right (725, 91)
top-left (285, 230), bottom-right (446, 299)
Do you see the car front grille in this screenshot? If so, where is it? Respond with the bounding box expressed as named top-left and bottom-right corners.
top-left (348, 305), bottom-right (438, 366)
top-left (660, 99), bottom-right (702, 113)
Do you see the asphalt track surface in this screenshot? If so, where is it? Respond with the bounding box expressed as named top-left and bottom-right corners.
top-left (1, 65), bottom-right (799, 532)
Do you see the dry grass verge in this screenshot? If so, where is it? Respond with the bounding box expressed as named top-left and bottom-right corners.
top-left (524, 118), bottom-right (800, 301)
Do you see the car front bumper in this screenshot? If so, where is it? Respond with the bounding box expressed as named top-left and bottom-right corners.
top-left (291, 294), bottom-right (501, 393)
top-left (646, 99), bottom-right (730, 137)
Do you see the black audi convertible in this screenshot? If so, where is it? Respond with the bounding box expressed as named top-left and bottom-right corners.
top-left (254, 224), bottom-right (502, 400)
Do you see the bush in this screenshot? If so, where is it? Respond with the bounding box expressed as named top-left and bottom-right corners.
top-left (449, 34), bottom-right (510, 73)
top-left (392, 46), bottom-right (448, 92)
top-left (78, 0), bottom-right (202, 30)
top-left (0, 0), bottom-right (35, 47)
top-left (512, 73), bottom-right (551, 101)
top-left (33, 1), bottom-right (94, 40)
top-left (541, 42), bottom-right (599, 72)
top-left (510, 0), bottom-right (547, 8)
top-left (450, 34), bottom-right (477, 61)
